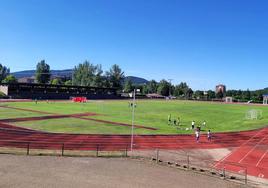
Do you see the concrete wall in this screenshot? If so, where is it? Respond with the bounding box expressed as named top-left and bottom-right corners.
top-left (0, 85), bottom-right (8, 95)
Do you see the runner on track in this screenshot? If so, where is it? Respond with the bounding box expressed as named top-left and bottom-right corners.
top-left (207, 130), bottom-right (212, 141)
top-left (195, 130), bottom-right (200, 143)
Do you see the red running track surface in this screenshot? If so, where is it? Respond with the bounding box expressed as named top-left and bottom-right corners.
top-left (215, 127), bottom-right (268, 179)
top-left (0, 122), bottom-right (268, 179)
top-left (0, 122), bottom-right (260, 150)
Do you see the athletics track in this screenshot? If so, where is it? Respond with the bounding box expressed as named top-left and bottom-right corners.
top-left (0, 104), bottom-right (268, 179)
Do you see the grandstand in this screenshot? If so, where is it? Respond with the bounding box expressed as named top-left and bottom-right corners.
top-left (0, 83), bottom-right (119, 99)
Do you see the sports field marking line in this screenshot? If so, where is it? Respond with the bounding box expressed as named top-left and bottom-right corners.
top-left (256, 149), bottom-right (268, 167)
top-left (0, 105), bottom-right (54, 115)
top-left (213, 128), bottom-right (268, 168)
top-left (238, 135), bottom-right (268, 164)
top-left (0, 105), bottom-right (156, 130)
top-left (0, 112), bottom-right (98, 123)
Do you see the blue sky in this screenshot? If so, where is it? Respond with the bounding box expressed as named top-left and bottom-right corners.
top-left (0, 0), bottom-right (268, 90)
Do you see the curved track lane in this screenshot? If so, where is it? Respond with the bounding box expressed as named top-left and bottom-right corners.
top-left (0, 122), bottom-right (265, 150)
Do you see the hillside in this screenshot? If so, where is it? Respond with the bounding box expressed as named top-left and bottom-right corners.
top-left (124, 76), bottom-right (149, 85)
top-left (12, 69), bottom-right (72, 79)
top-left (11, 70), bottom-right (148, 85)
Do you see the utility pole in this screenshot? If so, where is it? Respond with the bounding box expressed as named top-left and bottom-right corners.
top-left (72, 69), bottom-right (74, 86)
top-left (168, 79), bottom-right (173, 97)
top-left (130, 89), bottom-right (136, 152)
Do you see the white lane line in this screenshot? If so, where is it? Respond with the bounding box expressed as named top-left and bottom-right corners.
top-left (256, 149), bottom-right (268, 167)
top-left (213, 128), bottom-right (268, 168)
top-left (238, 135), bottom-right (268, 163)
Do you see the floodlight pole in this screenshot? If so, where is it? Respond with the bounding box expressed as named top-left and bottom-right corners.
top-left (72, 70), bottom-right (74, 86)
top-left (168, 79), bottom-right (173, 97)
top-left (130, 89), bottom-right (136, 152)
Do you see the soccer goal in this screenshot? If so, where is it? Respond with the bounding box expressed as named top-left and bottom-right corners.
top-left (225, 97), bottom-right (233, 103)
top-left (245, 109), bottom-right (262, 120)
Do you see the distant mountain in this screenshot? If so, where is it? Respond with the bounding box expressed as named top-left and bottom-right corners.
top-left (12, 69), bottom-right (73, 79)
top-left (124, 76), bottom-right (149, 85)
top-left (12, 70), bottom-right (149, 85)
top-left (11, 70), bottom-right (35, 78)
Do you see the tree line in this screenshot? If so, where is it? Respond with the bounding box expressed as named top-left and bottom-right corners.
top-left (0, 60), bottom-right (267, 102)
top-left (124, 79), bottom-right (193, 99)
top-left (0, 60), bottom-right (125, 89)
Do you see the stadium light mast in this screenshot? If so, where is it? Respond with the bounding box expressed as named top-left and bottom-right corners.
top-left (130, 89), bottom-right (136, 152)
top-left (168, 79), bottom-right (173, 97)
top-left (72, 70), bottom-right (74, 85)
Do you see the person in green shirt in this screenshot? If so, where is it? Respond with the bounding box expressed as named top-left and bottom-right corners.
top-left (168, 114), bottom-right (171, 125)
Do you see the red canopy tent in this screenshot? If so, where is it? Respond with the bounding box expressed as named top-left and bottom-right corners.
top-left (72, 97), bottom-right (87, 103)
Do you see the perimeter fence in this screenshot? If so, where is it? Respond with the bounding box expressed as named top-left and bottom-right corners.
top-left (0, 140), bottom-right (265, 187)
top-left (132, 147), bottom-right (248, 185)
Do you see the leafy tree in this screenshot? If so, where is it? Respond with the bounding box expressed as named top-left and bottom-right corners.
top-left (102, 76), bottom-right (112, 88)
top-left (251, 90), bottom-right (263, 102)
top-left (0, 63), bottom-right (10, 83)
top-left (242, 89), bottom-right (251, 101)
top-left (93, 65), bottom-right (104, 87)
top-left (207, 90), bottom-right (216, 99)
top-left (142, 80), bottom-right (158, 94)
top-left (173, 85), bottom-right (181, 97)
top-left (226, 90), bottom-right (234, 97)
top-left (51, 78), bottom-right (62, 85)
top-left (186, 88), bottom-right (193, 99)
top-left (236, 90), bottom-right (242, 100)
top-left (35, 60), bottom-right (51, 84)
top-left (2, 75), bottom-right (17, 84)
top-left (64, 80), bottom-right (72, 85)
top-left (194, 90), bottom-right (204, 99)
top-left (106, 64), bottom-right (124, 88)
top-left (147, 80), bottom-right (158, 93)
top-left (142, 84), bottom-right (149, 94)
top-left (123, 79), bottom-right (133, 93)
top-left (73, 61), bottom-right (98, 86)
top-left (157, 79), bottom-right (170, 96)
top-left (174, 82), bottom-right (189, 98)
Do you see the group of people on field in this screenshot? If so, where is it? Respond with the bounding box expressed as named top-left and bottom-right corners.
top-left (168, 114), bottom-right (212, 142)
top-left (192, 120), bottom-right (212, 143)
top-left (168, 114), bottom-right (180, 127)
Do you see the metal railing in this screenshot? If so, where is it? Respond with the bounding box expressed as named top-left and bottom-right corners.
top-left (1, 140), bottom-right (267, 187)
top-left (0, 140), bottom-right (129, 157)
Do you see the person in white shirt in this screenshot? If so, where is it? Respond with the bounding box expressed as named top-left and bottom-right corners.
top-left (207, 130), bottom-right (212, 141)
top-left (195, 130), bottom-right (200, 143)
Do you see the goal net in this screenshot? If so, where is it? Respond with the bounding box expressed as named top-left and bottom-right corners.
top-left (245, 109), bottom-right (262, 120)
top-left (225, 97), bottom-right (233, 103)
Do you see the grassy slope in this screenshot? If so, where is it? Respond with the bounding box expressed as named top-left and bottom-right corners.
top-left (5, 100), bottom-right (268, 134)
